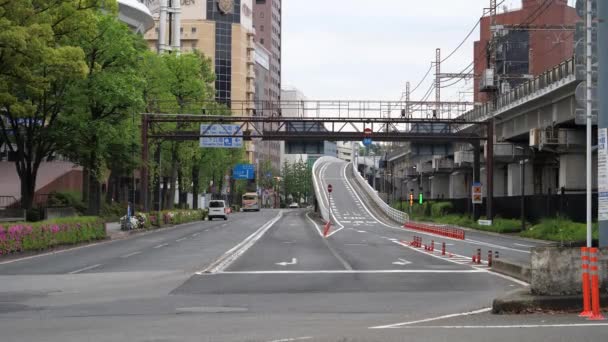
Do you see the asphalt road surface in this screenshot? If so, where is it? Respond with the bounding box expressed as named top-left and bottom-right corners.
top-left (0, 161), bottom-right (606, 341)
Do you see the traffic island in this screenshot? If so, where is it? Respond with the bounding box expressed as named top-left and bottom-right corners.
top-left (493, 288), bottom-right (608, 314)
top-left (492, 246), bottom-right (608, 314)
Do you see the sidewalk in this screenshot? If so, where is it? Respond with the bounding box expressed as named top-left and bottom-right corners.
top-left (105, 222), bottom-right (130, 240)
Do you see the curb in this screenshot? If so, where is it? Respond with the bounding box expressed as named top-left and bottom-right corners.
top-left (493, 288), bottom-right (608, 314)
top-left (491, 259), bottom-right (531, 283)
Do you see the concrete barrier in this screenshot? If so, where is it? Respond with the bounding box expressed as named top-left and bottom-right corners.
top-left (530, 247), bottom-right (607, 296)
top-left (492, 259), bottom-right (531, 283)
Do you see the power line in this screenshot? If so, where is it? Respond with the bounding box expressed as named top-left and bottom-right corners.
top-left (410, 64), bottom-right (434, 94)
top-left (440, 0), bottom-right (506, 64)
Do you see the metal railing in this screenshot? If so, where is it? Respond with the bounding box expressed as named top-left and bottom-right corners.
top-left (457, 57), bottom-right (577, 126)
top-left (349, 163), bottom-right (409, 224)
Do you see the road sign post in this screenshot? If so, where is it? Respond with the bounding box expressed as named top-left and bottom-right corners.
top-left (472, 182), bottom-right (483, 204)
top-left (323, 184), bottom-right (334, 237)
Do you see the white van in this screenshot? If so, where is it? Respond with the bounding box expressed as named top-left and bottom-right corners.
top-left (208, 200), bottom-right (227, 220)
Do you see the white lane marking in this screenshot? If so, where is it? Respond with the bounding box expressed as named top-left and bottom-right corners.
top-left (176, 237), bottom-right (187, 242)
top-left (68, 264), bottom-right (102, 274)
top-left (325, 226), bottom-right (345, 237)
top-left (369, 307), bottom-right (492, 329)
top-left (192, 233), bottom-right (200, 237)
top-left (218, 269), bottom-right (484, 275)
top-left (153, 243), bottom-right (169, 248)
top-left (466, 238), bottom-right (530, 254)
top-left (266, 337), bottom-right (313, 342)
top-left (392, 258), bottom-right (411, 266)
top-left (305, 212), bottom-right (353, 270)
top-left (221, 223), bottom-right (228, 227)
top-left (356, 230), bottom-right (367, 233)
top-left (120, 251), bottom-right (141, 258)
top-left (282, 241), bottom-right (295, 244)
top-left (305, 212), bottom-right (324, 237)
top-left (275, 258), bottom-right (297, 266)
top-left (318, 163), bottom-right (344, 230)
top-left (198, 212), bottom-right (283, 274)
top-left (341, 221), bottom-right (352, 223)
top-left (341, 163), bottom-right (397, 230)
top-left (514, 243), bottom-right (535, 248)
top-left (398, 323), bottom-right (608, 329)
top-left (392, 240), bottom-right (530, 286)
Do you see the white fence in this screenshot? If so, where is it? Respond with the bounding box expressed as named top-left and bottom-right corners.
top-left (349, 163), bottom-right (409, 224)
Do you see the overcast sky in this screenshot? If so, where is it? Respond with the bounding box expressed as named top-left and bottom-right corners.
top-left (281, 0), bottom-right (576, 102)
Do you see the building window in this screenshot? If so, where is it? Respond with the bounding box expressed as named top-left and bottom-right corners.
top-left (192, 27), bottom-right (197, 33)
top-left (260, 38), bottom-right (264, 44)
top-left (260, 25), bottom-right (264, 32)
top-left (180, 27), bottom-right (183, 33)
top-left (256, 0), bottom-right (265, 3)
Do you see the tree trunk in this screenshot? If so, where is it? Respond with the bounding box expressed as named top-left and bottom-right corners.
top-left (17, 164), bottom-right (38, 210)
top-left (105, 170), bottom-right (115, 205)
top-left (177, 168), bottom-right (188, 207)
top-left (88, 174), bottom-right (102, 216)
top-left (82, 168), bottom-right (90, 203)
top-left (162, 176), bottom-right (169, 209)
top-left (165, 143), bottom-right (178, 209)
top-left (192, 164), bottom-right (200, 209)
top-left (87, 148), bottom-right (101, 216)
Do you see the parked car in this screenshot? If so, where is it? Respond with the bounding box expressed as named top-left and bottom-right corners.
top-left (289, 202), bottom-right (299, 208)
top-left (208, 200), bottom-right (228, 220)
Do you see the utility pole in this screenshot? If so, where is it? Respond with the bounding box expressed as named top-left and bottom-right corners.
top-left (586, 0), bottom-right (593, 247)
top-left (435, 48), bottom-right (441, 118)
top-left (598, 0), bottom-right (607, 247)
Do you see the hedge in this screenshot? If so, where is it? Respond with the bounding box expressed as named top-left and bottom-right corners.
top-left (121, 210), bottom-right (208, 230)
top-left (0, 216), bottom-right (106, 255)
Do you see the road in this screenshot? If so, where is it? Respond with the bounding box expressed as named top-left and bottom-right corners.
top-left (0, 161), bottom-right (606, 341)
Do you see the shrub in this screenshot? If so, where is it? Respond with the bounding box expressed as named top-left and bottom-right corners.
top-left (431, 202), bottom-right (453, 217)
top-left (101, 202), bottom-right (128, 221)
top-left (520, 218), bottom-right (599, 242)
top-left (47, 191), bottom-right (87, 213)
top-left (0, 216), bottom-right (105, 255)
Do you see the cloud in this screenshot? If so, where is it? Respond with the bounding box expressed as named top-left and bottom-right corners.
top-left (282, 0), bottom-right (491, 100)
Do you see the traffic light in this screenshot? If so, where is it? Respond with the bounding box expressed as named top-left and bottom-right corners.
top-left (419, 193), bottom-right (424, 204)
top-left (409, 192), bottom-right (414, 207)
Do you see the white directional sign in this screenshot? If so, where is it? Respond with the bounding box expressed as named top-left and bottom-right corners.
top-left (275, 258), bottom-right (298, 266)
top-left (200, 124), bottom-right (243, 148)
top-left (392, 258), bottom-right (411, 266)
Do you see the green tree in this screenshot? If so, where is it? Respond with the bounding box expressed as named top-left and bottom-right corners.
top-left (0, 0), bottom-right (105, 209)
top-left (58, 13), bottom-right (146, 215)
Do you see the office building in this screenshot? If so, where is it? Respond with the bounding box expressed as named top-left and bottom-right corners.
top-left (253, 0), bottom-right (281, 105)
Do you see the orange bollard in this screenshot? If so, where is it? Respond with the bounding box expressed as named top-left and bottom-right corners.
top-left (488, 250), bottom-right (493, 267)
top-left (442, 242), bottom-right (446, 256)
top-left (476, 248), bottom-right (482, 265)
top-left (588, 248), bottom-right (605, 321)
top-left (431, 240), bottom-right (434, 252)
top-left (579, 247), bottom-right (592, 318)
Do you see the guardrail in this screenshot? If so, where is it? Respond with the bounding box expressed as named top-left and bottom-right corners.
top-left (312, 157), bottom-right (343, 223)
top-left (403, 222), bottom-right (465, 240)
top-left (456, 56), bottom-right (577, 128)
top-left (349, 163), bottom-right (409, 224)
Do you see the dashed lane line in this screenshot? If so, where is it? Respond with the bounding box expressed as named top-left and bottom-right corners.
top-left (68, 264), bottom-right (102, 274)
top-left (120, 251), bottom-right (141, 258)
top-left (153, 243), bottom-right (169, 249)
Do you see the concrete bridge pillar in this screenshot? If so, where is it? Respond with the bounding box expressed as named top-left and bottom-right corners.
top-left (559, 153), bottom-right (597, 190)
top-left (482, 165), bottom-right (507, 197)
top-left (430, 174), bottom-right (449, 200)
top-left (420, 176), bottom-right (431, 199)
top-left (507, 162), bottom-right (534, 196)
top-left (449, 172), bottom-right (468, 199)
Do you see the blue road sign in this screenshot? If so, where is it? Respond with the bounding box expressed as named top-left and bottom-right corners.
top-left (363, 137), bottom-right (372, 146)
top-left (233, 164), bottom-right (255, 180)
top-left (200, 124), bottom-right (243, 148)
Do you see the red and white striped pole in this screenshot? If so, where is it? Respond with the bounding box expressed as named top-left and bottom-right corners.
top-left (587, 248), bottom-right (605, 320)
top-left (579, 247), bottom-right (592, 318)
